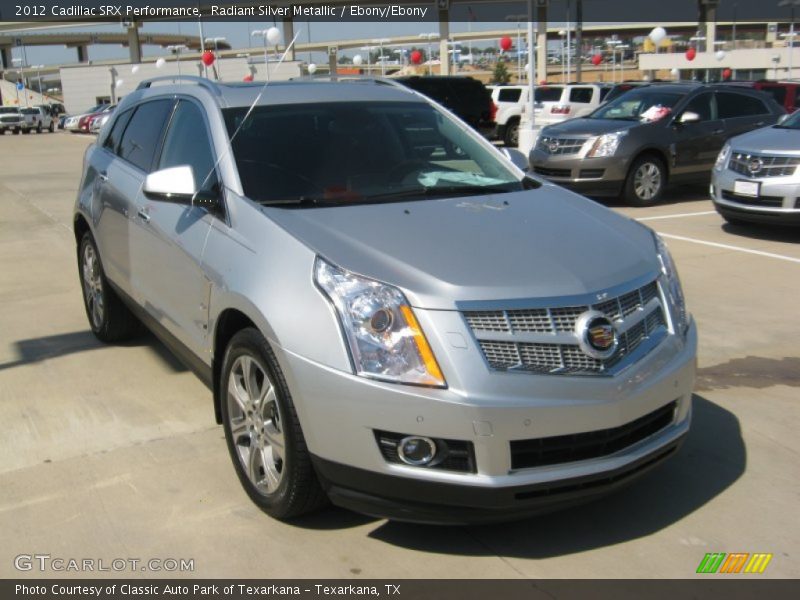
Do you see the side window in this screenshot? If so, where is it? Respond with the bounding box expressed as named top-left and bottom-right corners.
top-left (117, 99), bottom-right (173, 172)
top-left (569, 87), bottom-right (593, 103)
top-left (716, 92), bottom-right (769, 119)
top-left (103, 108), bottom-right (133, 154)
top-left (760, 86), bottom-right (786, 105)
top-left (683, 92), bottom-right (714, 121)
top-left (498, 88), bottom-right (522, 103)
top-left (158, 100), bottom-right (219, 194)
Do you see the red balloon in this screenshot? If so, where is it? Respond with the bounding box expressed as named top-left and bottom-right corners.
top-left (591, 53), bottom-right (602, 66)
top-left (243, 74), bottom-right (254, 82)
top-left (539, 79), bottom-right (548, 85)
top-left (722, 68), bottom-right (732, 79)
top-left (500, 36), bottom-right (513, 52)
top-left (685, 47), bottom-right (696, 61)
top-left (410, 50), bottom-right (423, 65)
top-left (201, 50), bottom-right (215, 66)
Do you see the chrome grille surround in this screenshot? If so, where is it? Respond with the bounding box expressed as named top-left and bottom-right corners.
top-left (462, 277), bottom-right (668, 376)
top-left (729, 152), bottom-right (800, 178)
top-left (535, 136), bottom-right (588, 156)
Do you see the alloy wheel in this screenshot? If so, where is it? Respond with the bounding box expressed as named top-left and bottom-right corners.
top-left (81, 243), bottom-right (104, 329)
top-left (633, 162), bottom-right (662, 201)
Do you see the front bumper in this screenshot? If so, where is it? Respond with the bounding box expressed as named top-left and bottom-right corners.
top-left (529, 148), bottom-right (631, 197)
top-left (277, 314), bottom-right (697, 523)
top-left (711, 169), bottom-right (800, 225)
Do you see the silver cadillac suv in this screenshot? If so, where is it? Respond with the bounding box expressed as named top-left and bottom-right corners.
top-left (711, 110), bottom-right (800, 226)
top-left (74, 76), bottom-right (697, 524)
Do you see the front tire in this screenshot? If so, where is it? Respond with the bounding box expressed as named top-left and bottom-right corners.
top-left (78, 232), bottom-right (140, 342)
top-left (623, 155), bottom-right (666, 207)
top-left (221, 328), bottom-right (327, 520)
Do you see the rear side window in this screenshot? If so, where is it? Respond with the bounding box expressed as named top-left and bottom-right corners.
top-left (569, 87), bottom-right (593, 103)
top-left (498, 88), bottom-right (522, 102)
top-left (535, 87), bottom-right (564, 102)
top-left (716, 92), bottom-right (768, 118)
top-left (158, 100), bottom-right (219, 194)
top-left (103, 109), bottom-right (133, 154)
top-left (117, 99), bottom-right (173, 172)
top-left (759, 86), bottom-right (786, 105)
top-left (683, 92), bottom-right (715, 121)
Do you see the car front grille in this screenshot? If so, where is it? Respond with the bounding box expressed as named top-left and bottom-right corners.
top-left (535, 136), bottom-right (587, 155)
top-left (509, 400), bottom-right (677, 470)
top-left (729, 152), bottom-right (800, 178)
top-left (463, 279), bottom-right (667, 375)
top-left (721, 190), bottom-right (784, 208)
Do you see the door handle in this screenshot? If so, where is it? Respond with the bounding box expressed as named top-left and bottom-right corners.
top-left (137, 208), bottom-right (150, 222)
top-left (98, 171), bottom-right (108, 183)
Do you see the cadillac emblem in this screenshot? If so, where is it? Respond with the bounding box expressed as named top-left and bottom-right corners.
top-left (748, 157), bottom-right (763, 175)
top-left (575, 310), bottom-right (618, 360)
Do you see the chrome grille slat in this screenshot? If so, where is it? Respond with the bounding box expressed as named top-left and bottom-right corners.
top-left (535, 136), bottom-right (587, 156)
top-left (729, 152), bottom-right (800, 178)
top-left (464, 279), bottom-right (667, 376)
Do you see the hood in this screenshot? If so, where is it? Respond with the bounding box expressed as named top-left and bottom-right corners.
top-left (542, 117), bottom-right (646, 137)
top-left (728, 125), bottom-right (800, 155)
top-left (263, 185), bottom-right (659, 310)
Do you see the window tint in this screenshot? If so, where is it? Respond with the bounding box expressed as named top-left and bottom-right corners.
top-left (117, 99), bottom-right (173, 172)
top-left (716, 92), bottom-right (768, 118)
top-left (498, 88), bottom-right (522, 102)
top-left (569, 87), bottom-right (593, 103)
top-left (535, 87), bottom-right (563, 102)
top-left (158, 100), bottom-right (219, 194)
top-left (683, 92), bottom-right (714, 121)
top-left (759, 86), bottom-right (786, 105)
top-left (103, 109), bottom-right (133, 154)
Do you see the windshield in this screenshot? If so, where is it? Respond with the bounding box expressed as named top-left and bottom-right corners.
top-left (0, 107), bottom-right (19, 114)
top-left (590, 89), bottom-right (683, 121)
top-left (223, 101), bottom-right (528, 206)
top-left (776, 111), bottom-right (800, 129)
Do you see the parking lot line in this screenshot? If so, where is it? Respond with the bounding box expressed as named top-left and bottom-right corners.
top-left (637, 211), bottom-right (717, 222)
top-left (657, 232), bottom-right (800, 265)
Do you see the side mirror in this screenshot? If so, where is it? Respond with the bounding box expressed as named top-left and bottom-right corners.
top-left (678, 111), bottom-right (701, 124)
top-left (143, 166), bottom-right (196, 203)
top-left (777, 113), bottom-right (790, 124)
top-left (500, 147), bottom-right (530, 172)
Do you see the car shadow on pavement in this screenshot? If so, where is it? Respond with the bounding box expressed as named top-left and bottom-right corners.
top-left (365, 394), bottom-right (745, 558)
top-left (721, 222), bottom-right (800, 243)
top-left (0, 329), bottom-right (187, 374)
top-left (592, 184), bottom-right (710, 208)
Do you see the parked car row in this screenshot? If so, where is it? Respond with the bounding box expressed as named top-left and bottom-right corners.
top-left (63, 103), bottom-right (115, 134)
top-left (0, 105), bottom-right (57, 134)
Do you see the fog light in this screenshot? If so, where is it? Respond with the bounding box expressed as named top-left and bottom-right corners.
top-left (397, 436), bottom-right (436, 466)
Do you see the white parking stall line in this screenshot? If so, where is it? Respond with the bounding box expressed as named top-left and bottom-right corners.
top-left (637, 211), bottom-right (717, 221)
top-left (657, 233), bottom-right (800, 265)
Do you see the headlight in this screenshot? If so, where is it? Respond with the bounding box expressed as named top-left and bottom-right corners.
top-left (314, 257), bottom-right (446, 388)
top-left (714, 142), bottom-right (731, 171)
top-left (586, 130), bottom-right (627, 157)
top-left (654, 233), bottom-right (688, 335)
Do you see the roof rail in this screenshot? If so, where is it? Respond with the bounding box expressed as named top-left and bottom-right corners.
top-left (136, 76), bottom-right (222, 95)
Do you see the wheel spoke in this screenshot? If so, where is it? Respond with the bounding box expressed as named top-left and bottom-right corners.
top-left (263, 421), bottom-right (285, 462)
top-left (247, 439), bottom-right (262, 485)
top-left (242, 357), bottom-right (259, 403)
top-left (227, 371), bottom-right (249, 415)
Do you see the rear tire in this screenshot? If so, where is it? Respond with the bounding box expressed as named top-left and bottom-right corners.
top-left (623, 155), bottom-right (666, 207)
top-left (78, 232), bottom-right (140, 342)
top-left (36, 122), bottom-right (42, 133)
top-left (503, 118), bottom-right (520, 147)
top-left (221, 328), bottom-right (328, 520)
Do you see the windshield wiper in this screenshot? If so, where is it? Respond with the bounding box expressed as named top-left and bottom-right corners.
top-left (365, 185), bottom-right (515, 202)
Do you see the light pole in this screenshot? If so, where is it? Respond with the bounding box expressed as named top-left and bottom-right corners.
top-left (205, 37), bottom-right (227, 80)
top-left (606, 39), bottom-right (621, 82)
top-left (252, 29), bottom-right (282, 82)
top-left (419, 33), bottom-right (438, 75)
top-left (615, 45), bottom-right (629, 82)
top-left (166, 44), bottom-right (188, 78)
top-left (31, 64), bottom-right (43, 98)
top-left (778, 1), bottom-right (799, 79)
top-left (505, 15), bottom-right (527, 82)
top-left (11, 57), bottom-right (23, 105)
top-left (372, 38), bottom-right (390, 76)
top-left (559, 30), bottom-right (567, 81)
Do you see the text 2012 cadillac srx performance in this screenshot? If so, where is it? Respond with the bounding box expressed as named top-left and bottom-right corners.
top-left (74, 76), bottom-right (696, 524)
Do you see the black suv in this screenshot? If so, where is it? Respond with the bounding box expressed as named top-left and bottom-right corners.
top-left (395, 76), bottom-right (495, 137)
top-left (529, 83), bottom-right (786, 206)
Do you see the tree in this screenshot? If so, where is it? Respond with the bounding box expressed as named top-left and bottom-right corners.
top-left (493, 58), bottom-right (511, 84)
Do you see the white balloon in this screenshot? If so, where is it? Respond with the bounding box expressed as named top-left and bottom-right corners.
top-left (353, 54), bottom-right (363, 66)
top-left (156, 58), bottom-right (166, 69)
top-left (266, 26), bottom-right (282, 46)
top-left (715, 50), bottom-right (726, 61)
top-left (649, 26), bottom-right (667, 45)
top-left (307, 63), bottom-right (317, 75)
top-left (131, 65), bottom-right (140, 74)
top-left (115, 79), bottom-right (124, 89)
top-left (670, 67), bottom-right (680, 76)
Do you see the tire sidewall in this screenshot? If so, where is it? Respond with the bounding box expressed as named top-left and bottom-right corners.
top-left (624, 155), bottom-right (666, 207)
top-left (220, 330), bottom-right (297, 514)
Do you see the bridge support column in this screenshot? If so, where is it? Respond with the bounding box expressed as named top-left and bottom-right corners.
top-left (282, 17), bottom-right (296, 61)
top-left (76, 45), bottom-right (89, 63)
top-left (127, 24), bottom-right (142, 64)
top-left (438, 6), bottom-right (451, 75)
top-left (0, 46), bottom-right (9, 71)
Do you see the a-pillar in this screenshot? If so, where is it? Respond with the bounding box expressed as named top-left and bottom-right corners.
top-left (283, 17), bottom-right (296, 61)
top-left (127, 23), bottom-right (142, 64)
top-left (438, 6), bottom-right (451, 75)
top-left (76, 45), bottom-right (89, 63)
top-left (536, 3), bottom-right (548, 83)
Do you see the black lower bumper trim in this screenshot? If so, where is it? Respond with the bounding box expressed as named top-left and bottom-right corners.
top-left (311, 434), bottom-right (685, 525)
top-left (715, 203), bottom-right (800, 226)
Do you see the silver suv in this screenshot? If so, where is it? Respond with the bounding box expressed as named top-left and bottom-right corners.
top-left (711, 111), bottom-right (800, 226)
top-left (74, 76), bottom-right (696, 524)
